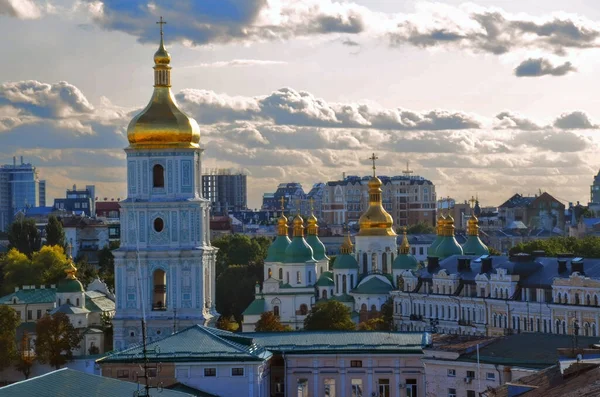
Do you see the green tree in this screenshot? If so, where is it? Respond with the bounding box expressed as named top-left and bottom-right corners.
top-left (380, 297), bottom-right (395, 331)
top-left (35, 313), bottom-right (82, 369)
top-left (255, 311), bottom-right (292, 332)
top-left (33, 245), bottom-right (69, 286)
top-left (8, 218), bottom-right (41, 257)
top-left (45, 216), bottom-right (66, 248)
top-left (98, 245), bottom-right (116, 291)
top-left (101, 313), bottom-right (113, 352)
top-left (304, 301), bottom-right (355, 331)
top-left (1, 248), bottom-right (38, 294)
top-left (488, 247), bottom-right (502, 256)
top-left (406, 222), bottom-right (435, 235)
top-left (0, 305), bottom-right (20, 371)
top-left (358, 317), bottom-right (387, 331)
top-left (216, 264), bottom-right (262, 322)
top-left (213, 234), bottom-right (269, 276)
top-left (509, 236), bottom-right (600, 258)
top-left (15, 332), bottom-right (34, 379)
top-left (74, 257), bottom-right (98, 288)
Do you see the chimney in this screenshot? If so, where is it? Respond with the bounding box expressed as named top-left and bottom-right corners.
top-left (481, 257), bottom-right (493, 274)
top-left (427, 256), bottom-right (440, 273)
top-left (558, 259), bottom-right (568, 274)
top-left (571, 259), bottom-right (584, 275)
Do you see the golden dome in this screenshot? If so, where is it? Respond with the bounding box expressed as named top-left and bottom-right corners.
top-left (399, 227), bottom-right (410, 254)
top-left (277, 214), bottom-right (289, 236)
top-left (292, 214), bottom-right (305, 237)
top-left (467, 215), bottom-right (479, 236)
top-left (340, 233), bottom-right (354, 254)
top-left (358, 176), bottom-right (396, 237)
top-left (306, 213), bottom-right (318, 236)
top-left (444, 213), bottom-right (456, 236)
top-left (127, 24), bottom-right (200, 149)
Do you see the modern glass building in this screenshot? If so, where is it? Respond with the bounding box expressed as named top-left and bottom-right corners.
top-left (0, 157), bottom-right (41, 231)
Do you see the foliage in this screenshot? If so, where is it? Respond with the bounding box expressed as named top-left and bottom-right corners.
top-left (35, 313), bottom-right (82, 369)
top-left (34, 245), bottom-right (69, 286)
top-left (8, 218), bottom-right (41, 257)
top-left (98, 245), bottom-right (116, 292)
top-left (216, 316), bottom-right (239, 332)
top-left (255, 311), bottom-right (292, 332)
top-left (0, 306), bottom-right (20, 371)
top-left (509, 236), bottom-right (600, 258)
top-left (358, 317), bottom-right (387, 331)
top-left (45, 216), bottom-right (66, 248)
top-left (380, 297), bottom-right (395, 331)
top-left (15, 332), bottom-right (34, 379)
top-left (212, 234), bottom-right (270, 277)
top-left (101, 313), bottom-right (113, 352)
top-left (406, 222), bottom-right (435, 235)
top-left (304, 301), bottom-right (355, 331)
top-left (74, 257), bottom-right (98, 288)
top-left (216, 264), bottom-right (262, 322)
top-left (488, 246), bottom-right (502, 256)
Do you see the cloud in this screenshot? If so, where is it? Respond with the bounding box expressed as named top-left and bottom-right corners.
top-left (182, 59), bottom-right (287, 68)
top-left (0, 0), bottom-right (41, 19)
top-left (514, 58), bottom-right (576, 77)
top-left (553, 111), bottom-right (597, 129)
top-left (342, 38), bottom-right (360, 46)
top-left (495, 111), bottom-right (543, 130)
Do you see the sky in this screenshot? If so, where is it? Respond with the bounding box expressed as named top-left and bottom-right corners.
top-left (2, 0), bottom-right (600, 210)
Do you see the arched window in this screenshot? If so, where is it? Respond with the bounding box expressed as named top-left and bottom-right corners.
top-left (342, 275), bottom-right (347, 294)
top-left (361, 303), bottom-right (367, 312)
top-left (595, 295), bottom-right (599, 307)
top-left (322, 289), bottom-right (328, 299)
top-left (494, 288), bottom-right (498, 298)
top-left (273, 306), bottom-right (280, 317)
top-left (593, 323), bottom-right (597, 337)
top-left (350, 274), bottom-right (354, 289)
top-left (362, 253), bottom-right (368, 274)
top-left (562, 321), bottom-right (566, 335)
top-left (268, 268), bottom-right (272, 278)
top-left (371, 304), bottom-right (377, 312)
top-left (152, 164), bottom-right (165, 188)
top-left (382, 254), bottom-right (388, 273)
top-left (299, 304), bottom-right (308, 315)
top-left (493, 314), bottom-right (497, 328)
top-left (584, 323), bottom-right (590, 336)
top-left (76, 298), bottom-right (80, 307)
top-left (391, 253), bottom-right (394, 262)
top-left (587, 295), bottom-right (591, 306)
top-left (575, 293), bottom-right (580, 305)
top-left (58, 299), bottom-right (61, 306)
top-left (336, 275), bottom-right (339, 294)
top-left (153, 269), bottom-right (167, 310)
top-left (278, 268), bottom-right (283, 280)
top-left (564, 293), bottom-right (568, 304)
top-left (296, 271), bottom-right (301, 284)
top-left (371, 253), bottom-right (377, 272)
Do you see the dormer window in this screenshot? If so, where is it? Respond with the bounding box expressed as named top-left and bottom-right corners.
top-left (12, 298), bottom-right (17, 304)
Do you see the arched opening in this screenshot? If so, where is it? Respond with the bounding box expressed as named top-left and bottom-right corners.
top-left (278, 268), bottom-right (283, 280)
top-left (153, 164), bottom-right (165, 188)
top-left (382, 254), bottom-right (387, 273)
top-left (268, 268), bottom-right (272, 278)
top-left (575, 293), bottom-right (580, 305)
top-left (273, 305), bottom-right (280, 317)
top-left (587, 295), bottom-right (591, 306)
top-left (371, 253), bottom-right (377, 272)
top-left (299, 304), bottom-right (308, 315)
top-left (362, 253), bottom-right (368, 274)
top-left (342, 275), bottom-right (347, 293)
top-left (360, 303), bottom-right (367, 312)
top-left (153, 269), bottom-right (167, 310)
top-left (76, 298), bottom-right (80, 307)
top-left (322, 289), bottom-right (328, 299)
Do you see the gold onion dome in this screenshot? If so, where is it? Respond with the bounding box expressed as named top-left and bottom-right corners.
top-left (284, 214), bottom-right (315, 263)
top-left (340, 233), bottom-right (354, 254)
top-left (358, 155), bottom-right (396, 237)
top-left (393, 228), bottom-right (419, 271)
top-left (427, 214), bottom-right (446, 256)
top-left (399, 227), bottom-right (410, 254)
top-left (127, 19), bottom-right (200, 149)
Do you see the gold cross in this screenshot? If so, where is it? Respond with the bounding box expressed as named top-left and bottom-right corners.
top-left (309, 197), bottom-right (314, 212)
top-left (469, 195), bottom-right (476, 208)
top-left (368, 153), bottom-right (378, 177)
top-left (156, 16), bottom-right (167, 37)
top-left (279, 196), bottom-right (285, 211)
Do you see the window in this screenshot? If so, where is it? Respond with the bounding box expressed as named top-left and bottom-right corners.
top-left (448, 389), bottom-right (457, 397)
top-left (16, 311), bottom-right (21, 319)
top-left (152, 269), bottom-right (167, 310)
top-left (204, 368), bottom-right (216, 377)
top-left (76, 298), bottom-right (80, 307)
top-left (447, 369), bottom-right (456, 377)
top-left (299, 304), bottom-right (308, 315)
top-left (351, 379), bottom-right (363, 397)
top-left (342, 275), bottom-right (347, 293)
top-left (467, 391), bottom-right (476, 397)
top-left (350, 360), bottom-right (362, 368)
top-left (154, 218), bottom-right (164, 232)
top-left (419, 247), bottom-right (424, 255)
top-left (406, 379), bottom-right (417, 397)
top-left (308, 271), bottom-right (312, 283)
top-left (378, 379), bottom-right (390, 397)
top-left (147, 368), bottom-right (157, 378)
top-left (486, 372), bottom-right (496, 381)
top-left (296, 271), bottom-right (301, 284)
top-left (117, 369), bottom-right (129, 378)
top-left (273, 306), bottom-right (280, 317)
top-left (36, 309), bottom-right (41, 319)
top-left (466, 371), bottom-right (475, 378)
top-left (74, 202), bottom-right (81, 209)
top-left (27, 310), bottom-right (32, 321)
top-left (153, 164), bottom-right (165, 188)
top-left (278, 268), bottom-right (283, 280)
top-left (231, 368), bottom-right (244, 376)
top-left (324, 378), bottom-right (336, 397)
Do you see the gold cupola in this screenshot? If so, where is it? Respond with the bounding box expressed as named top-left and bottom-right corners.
top-left (127, 17), bottom-right (200, 149)
top-left (399, 227), bottom-right (410, 254)
top-left (358, 153), bottom-right (396, 237)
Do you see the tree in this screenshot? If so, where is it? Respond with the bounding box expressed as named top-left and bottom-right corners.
top-left (0, 306), bottom-right (20, 371)
top-left (509, 236), bottom-right (600, 258)
top-left (15, 332), bottom-right (34, 379)
top-left (255, 311), bottom-right (292, 332)
top-left (1, 248), bottom-right (38, 294)
top-left (213, 234), bottom-right (269, 277)
top-left (45, 216), bottom-right (66, 248)
top-left (304, 301), bottom-right (355, 331)
top-left (216, 264), bottom-right (261, 322)
top-left (406, 222), bottom-right (435, 235)
top-left (35, 313), bottom-right (82, 369)
top-left (216, 316), bottom-right (240, 332)
top-left (101, 313), bottom-right (113, 352)
top-left (358, 317), bottom-right (387, 331)
top-left (8, 218), bottom-right (41, 257)
top-left (380, 297), bottom-right (395, 331)
top-left (74, 257), bottom-right (98, 288)
top-left (33, 245), bottom-right (69, 285)
top-left (98, 245), bottom-right (116, 291)
top-left (488, 247), bottom-right (502, 256)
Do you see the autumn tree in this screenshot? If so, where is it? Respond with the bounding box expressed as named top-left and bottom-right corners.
top-left (216, 316), bottom-right (239, 332)
top-left (304, 301), bottom-right (355, 331)
top-left (45, 216), bottom-right (66, 248)
top-left (358, 317), bottom-right (387, 331)
top-left (0, 306), bottom-right (20, 371)
top-left (1, 248), bottom-right (37, 294)
top-left (35, 313), bottom-right (82, 369)
top-left (34, 245), bottom-right (69, 285)
top-left (8, 218), bottom-right (41, 257)
top-left (255, 311), bottom-right (292, 332)
top-left (15, 332), bottom-right (34, 379)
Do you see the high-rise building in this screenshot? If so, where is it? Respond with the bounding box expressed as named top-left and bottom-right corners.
top-left (202, 169), bottom-right (247, 215)
top-left (39, 180), bottom-right (46, 207)
top-left (0, 156), bottom-right (41, 231)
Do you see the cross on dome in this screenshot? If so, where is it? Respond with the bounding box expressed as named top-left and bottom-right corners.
top-left (368, 153), bottom-right (378, 177)
top-left (156, 16), bottom-right (167, 36)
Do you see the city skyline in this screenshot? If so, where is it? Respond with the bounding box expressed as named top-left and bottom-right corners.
top-left (2, 0), bottom-right (600, 209)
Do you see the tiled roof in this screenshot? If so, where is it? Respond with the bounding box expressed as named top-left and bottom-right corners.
top-left (0, 368), bottom-right (193, 397)
top-left (0, 288), bottom-right (56, 304)
top-left (84, 292), bottom-right (115, 313)
top-left (99, 325), bottom-right (272, 363)
top-left (242, 298), bottom-right (265, 316)
top-left (351, 276), bottom-right (394, 295)
top-left (247, 331), bottom-right (428, 354)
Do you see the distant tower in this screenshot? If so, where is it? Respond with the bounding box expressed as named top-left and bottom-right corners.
top-left (112, 18), bottom-right (217, 350)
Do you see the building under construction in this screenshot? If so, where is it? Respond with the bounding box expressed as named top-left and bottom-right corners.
top-left (202, 168), bottom-right (247, 215)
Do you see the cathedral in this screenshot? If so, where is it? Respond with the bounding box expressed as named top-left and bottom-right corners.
top-left (112, 22), bottom-right (217, 350)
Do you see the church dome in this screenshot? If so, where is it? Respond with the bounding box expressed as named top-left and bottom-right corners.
top-left (332, 234), bottom-right (359, 270)
top-left (57, 261), bottom-right (84, 293)
top-left (435, 215), bottom-right (463, 259)
top-left (266, 210), bottom-right (291, 262)
top-left (358, 176), bottom-right (396, 237)
top-left (284, 214), bottom-right (315, 263)
top-left (428, 214), bottom-right (445, 256)
top-left (393, 229), bottom-right (419, 270)
top-left (305, 208), bottom-right (327, 260)
top-left (462, 215), bottom-right (489, 256)
top-left (127, 28), bottom-right (200, 149)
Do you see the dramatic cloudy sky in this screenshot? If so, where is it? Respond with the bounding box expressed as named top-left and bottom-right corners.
top-left (2, 0), bottom-right (600, 209)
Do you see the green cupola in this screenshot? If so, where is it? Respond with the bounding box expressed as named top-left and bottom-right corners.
top-left (427, 214), bottom-right (445, 256)
top-left (305, 205), bottom-right (328, 261)
top-left (265, 204), bottom-right (292, 262)
top-left (462, 215), bottom-right (489, 256)
top-left (393, 228), bottom-right (419, 270)
top-left (284, 214), bottom-right (315, 263)
top-left (332, 234), bottom-right (359, 270)
top-left (435, 214), bottom-right (463, 259)
top-left (57, 260), bottom-right (84, 293)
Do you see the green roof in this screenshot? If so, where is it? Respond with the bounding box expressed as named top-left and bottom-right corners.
top-left (330, 293), bottom-right (355, 302)
top-left (427, 235), bottom-right (442, 256)
top-left (351, 276), bottom-right (394, 295)
top-left (57, 278), bottom-right (84, 293)
top-left (461, 235), bottom-right (490, 256)
top-left (392, 253), bottom-right (419, 270)
top-left (242, 298), bottom-right (265, 316)
top-left (265, 235), bottom-right (291, 262)
top-left (284, 236), bottom-right (315, 263)
top-left (332, 253), bottom-right (359, 270)
top-left (99, 325), bottom-right (272, 364)
top-left (246, 331), bottom-right (427, 355)
top-left (305, 235), bottom-right (328, 261)
top-left (0, 368), bottom-right (193, 397)
top-left (0, 288), bottom-right (56, 305)
top-left (435, 236), bottom-right (464, 259)
top-left (315, 272), bottom-right (334, 287)
top-left (167, 383), bottom-right (219, 397)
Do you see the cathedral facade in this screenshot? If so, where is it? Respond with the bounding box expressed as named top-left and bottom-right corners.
top-left (113, 25), bottom-right (217, 350)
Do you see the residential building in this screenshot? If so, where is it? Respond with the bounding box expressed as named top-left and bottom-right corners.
top-left (53, 184), bottom-right (95, 217)
top-left (0, 368), bottom-right (194, 397)
top-left (202, 168), bottom-right (247, 215)
top-left (62, 216), bottom-right (110, 262)
top-left (112, 31), bottom-right (218, 350)
top-left (261, 182), bottom-right (307, 213)
top-left (0, 156), bottom-right (42, 232)
top-left (95, 200), bottom-right (121, 242)
top-left (591, 170), bottom-right (600, 204)
top-left (38, 179), bottom-right (46, 207)
top-left (498, 193), bottom-right (565, 232)
top-left (98, 325), bottom-right (429, 397)
top-left (322, 174), bottom-right (436, 235)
